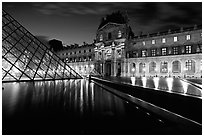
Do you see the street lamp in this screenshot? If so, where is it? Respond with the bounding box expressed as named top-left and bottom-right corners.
top-left (143, 68), bottom-right (146, 77)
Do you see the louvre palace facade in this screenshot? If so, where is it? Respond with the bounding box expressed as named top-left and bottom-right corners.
top-left (59, 12), bottom-right (202, 79)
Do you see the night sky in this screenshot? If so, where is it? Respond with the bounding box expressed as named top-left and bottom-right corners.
top-left (3, 2), bottom-right (202, 46)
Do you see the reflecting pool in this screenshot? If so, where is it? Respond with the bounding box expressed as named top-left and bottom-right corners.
top-left (3, 79), bottom-right (174, 135)
top-left (105, 77), bottom-right (202, 97)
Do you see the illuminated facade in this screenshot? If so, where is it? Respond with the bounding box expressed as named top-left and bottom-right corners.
top-left (57, 44), bottom-right (95, 76)
top-left (94, 12), bottom-right (202, 78)
top-left (125, 25), bottom-right (202, 78)
top-left (94, 12), bottom-right (134, 77)
top-left (2, 10), bottom-right (82, 82)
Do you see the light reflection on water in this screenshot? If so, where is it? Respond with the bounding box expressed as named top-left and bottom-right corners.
top-left (2, 79), bottom-right (127, 118)
top-left (129, 77), bottom-right (201, 97)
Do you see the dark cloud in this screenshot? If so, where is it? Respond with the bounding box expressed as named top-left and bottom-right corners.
top-left (3, 2), bottom-right (201, 44)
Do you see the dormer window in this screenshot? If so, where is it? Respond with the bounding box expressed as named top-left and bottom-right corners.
top-left (174, 36), bottom-right (178, 42)
top-left (118, 30), bottom-right (122, 38)
top-left (152, 40), bottom-right (155, 44)
top-left (186, 35), bottom-right (191, 40)
top-left (99, 34), bottom-right (103, 41)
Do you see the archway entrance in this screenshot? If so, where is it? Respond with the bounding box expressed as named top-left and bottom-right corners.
top-left (117, 62), bottom-right (121, 77)
top-left (105, 61), bottom-right (111, 76)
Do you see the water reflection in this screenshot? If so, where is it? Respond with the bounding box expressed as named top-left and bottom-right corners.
top-left (116, 77), bottom-right (201, 97)
top-left (153, 77), bottom-right (159, 90)
top-left (166, 77), bottom-right (173, 92)
top-left (141, 77), bottom-right (147, 87)
top-left (3, 79), bottom-right (128, 120)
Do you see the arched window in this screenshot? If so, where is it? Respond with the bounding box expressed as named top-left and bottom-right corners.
top-left (160, 61), bottom-right (168, 73)
top-left (172, 60), bottom-right (181, 73)
top-left (131, 63), bottom-right (136, 73)
top-left (139, 63), bottom-right (145, 73)
top-left (149, 62), bottom-right (156, 73)
top-left (185, 60), bottom-right (195, 73)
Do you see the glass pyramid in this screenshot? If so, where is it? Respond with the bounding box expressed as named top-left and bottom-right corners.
top-left (2, 10), bottom-right (82, 82)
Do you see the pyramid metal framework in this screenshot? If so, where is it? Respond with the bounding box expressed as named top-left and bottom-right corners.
top-left (2, 10), bottom-right (82, 82)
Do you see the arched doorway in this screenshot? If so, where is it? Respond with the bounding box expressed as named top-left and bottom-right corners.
top-left (117, 62), bottom-right (121, 77)
top-left (105, 61), bottom-right (111, 76)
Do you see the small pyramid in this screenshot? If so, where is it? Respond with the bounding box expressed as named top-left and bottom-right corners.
top-left (2, 10), bottom-right (82, 82)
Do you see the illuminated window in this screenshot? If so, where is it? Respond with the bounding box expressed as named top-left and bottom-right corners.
top-left (173, 47), bottom-right (178, 54)
top-left (151, 49), bottom-right (156, 56)
top-left (142, 50), bottom-right (147, 57)
top-left (185, 45), bottom-right (191, 53)
top-left (186, 60), bottom-right (193, 70)
top-left (162, 38), bottom-right (166, 43)
top-left (142, 41), bottom-right (145, 46)
top-left (139, 63), bottom-right (145, 73)
top-left (152, 40), bottom-right (155, 44)
top-left (186, 35), bottom-right (191, 40)
top-left (99, 35), bottom-right (103, 41)
top-left (160, 62), bottom-right (168, 73)
top-left (161, 48), bottom-right (167, 55)
top-left (118, 30), bottom-right (122, 38)
top-left (174, 36), bottom-right (178, 42)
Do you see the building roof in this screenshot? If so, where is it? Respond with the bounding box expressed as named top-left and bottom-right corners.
top-left (98, 11), bottom-right (128, 30)
top-left (133, 25), bottom-right (202, 39)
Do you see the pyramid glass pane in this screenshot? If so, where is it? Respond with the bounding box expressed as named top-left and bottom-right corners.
top-left (2, 10), bottom-right (82, 82)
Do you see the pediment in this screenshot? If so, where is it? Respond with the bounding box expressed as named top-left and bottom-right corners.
top-left (98, 22), bottom-right (124, 31)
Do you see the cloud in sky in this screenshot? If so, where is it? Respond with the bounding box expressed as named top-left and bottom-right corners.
top-left (3, 2), bottom-right (201, 44)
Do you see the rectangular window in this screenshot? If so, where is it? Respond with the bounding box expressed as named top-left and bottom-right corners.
top-left (174, 36), bottom-right (178, 42)
top-left (99, 35), bottom-right (103, 41)
top-left (84, 50), bottom-right (86, 53)
top-left (151, 49), bottom-right (156, 56)
top-left (186, 35), bottom-right (191, 40)
top-left (118, 31), bottom-right (122, 38)
top-left (152, 40), bottom-right (155, 44)
top-left (162, 38), bottom-right (166, 43)
top-left (162, 48), bottom-right (167, 55)
top-left (186, 45), bottom-right (191, 53)
top-left (89, 49), bottom-right (91, 52)
top-left (142, 50), bottom-right (147, 57)
top-left (186, 60), bottom-right (192, 70)
top-left (79, 50), bottom-right (81, 53)
top-left (173, 47), bottom-right (178, 55)
top-left (142, 41), bottom-right (145, 46)
top-left (108, 32), bottom-right (112, 40)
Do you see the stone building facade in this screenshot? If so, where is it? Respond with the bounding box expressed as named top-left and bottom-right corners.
top-left (57, 44), bottom-right (95, 76)
top-left (94, 22), bottom-right (133, 77)
top-left (94, 12), bottom-right (202, 78)
top-left (125, 25), bottom-right (202, 78)
top-left (58, 12), bottom-right (202, 79)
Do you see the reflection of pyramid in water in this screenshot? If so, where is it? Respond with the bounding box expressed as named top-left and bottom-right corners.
top-left (2, 10), bottom-right (82, 82)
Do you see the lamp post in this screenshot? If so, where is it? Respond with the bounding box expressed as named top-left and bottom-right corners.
top-left (143, 68), bottom-right (146, 77)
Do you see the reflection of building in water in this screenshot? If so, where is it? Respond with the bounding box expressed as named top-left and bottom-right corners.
top-left (94, 11), bottom-right (202, 78)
